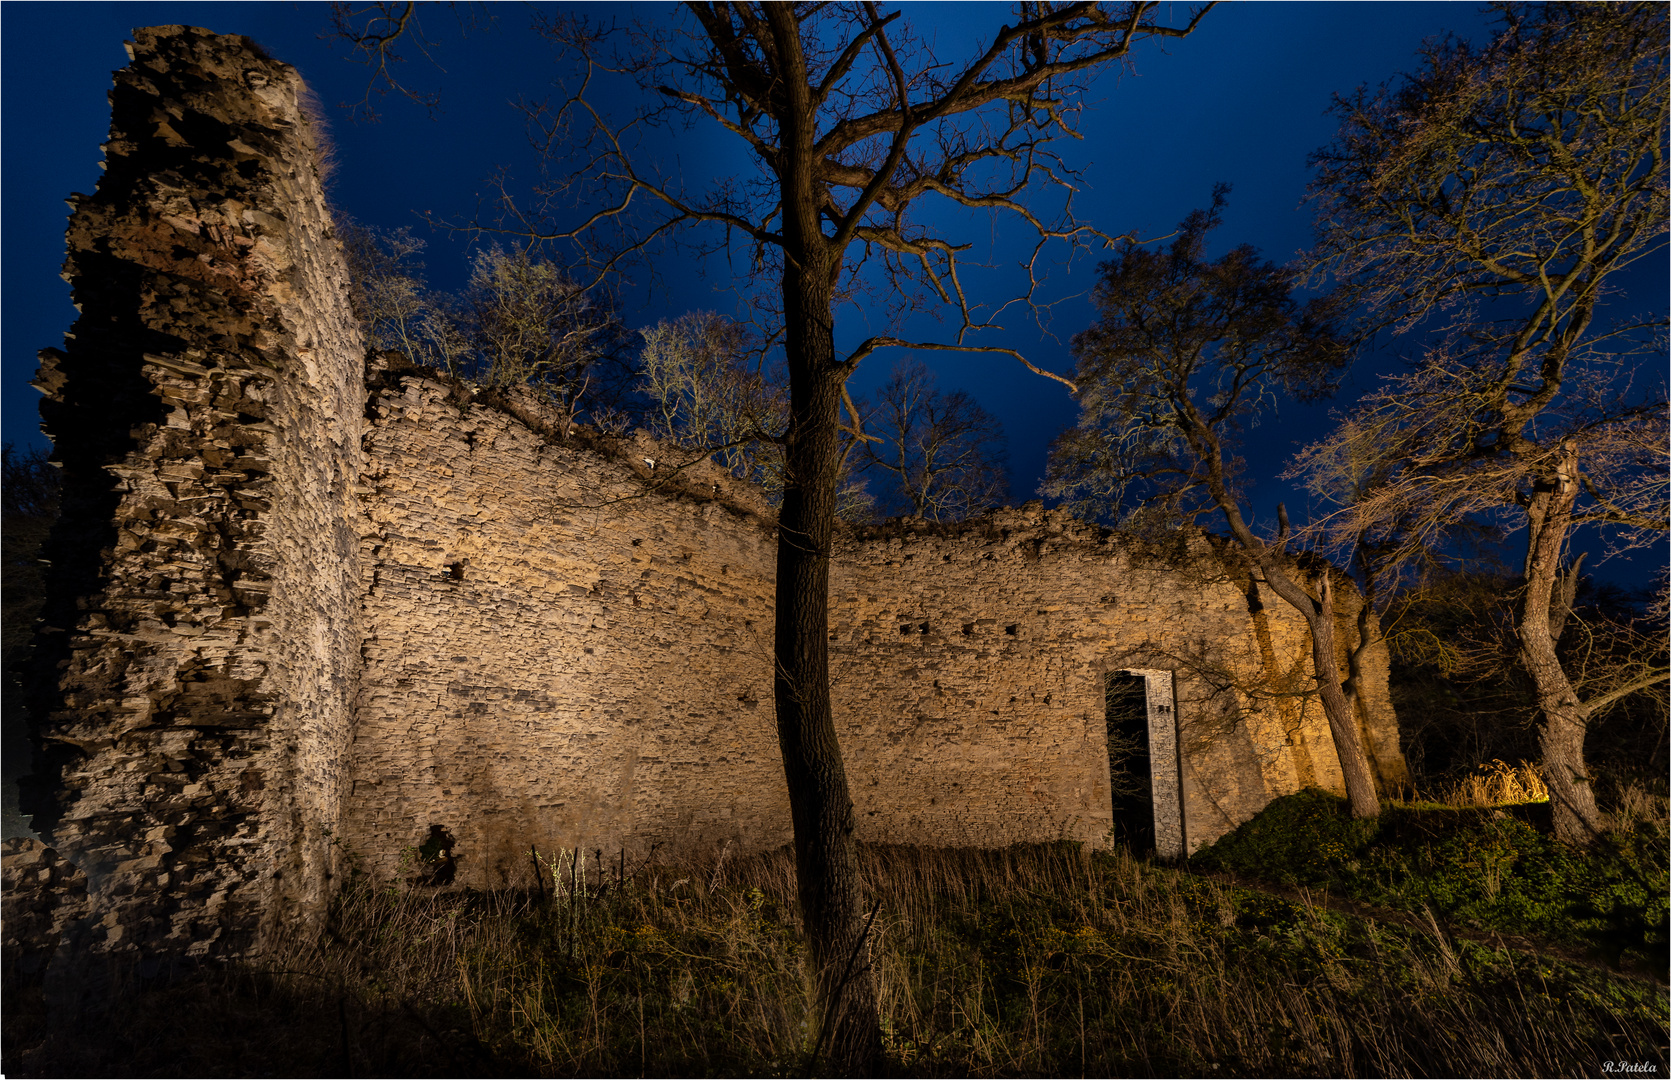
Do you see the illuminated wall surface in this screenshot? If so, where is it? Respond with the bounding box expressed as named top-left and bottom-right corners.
top-left (10, 28), bottom-right (1402, 962)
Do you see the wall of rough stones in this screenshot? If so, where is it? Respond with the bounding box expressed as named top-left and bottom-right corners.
top-left (12, 26), bottom-right (1405, 957)
top-left (344, 372), bottom-right (1403, 884)
top-left (348, 370), bottom-right (793, 885)
top-left (826, 515), bottom-right (1367, 856)
top-left (22, 26), bottom-right (364, 957)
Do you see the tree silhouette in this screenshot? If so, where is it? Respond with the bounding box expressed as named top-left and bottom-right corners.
top-left (858, 359), bottom-right (1008, 522)
top-left (637, 311), bottom-right (874, 519)
top-left (1044, 191), bottom-right (1383, 817)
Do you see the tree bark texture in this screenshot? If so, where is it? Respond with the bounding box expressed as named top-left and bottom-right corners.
top-left (768, 11), bottom-right (883, 1068)
top-left (774, 277), bottom-right (883, 1070)
top-left (1192, 430), bottom-right (1381, 817)
top-left (1519, 458), bottom-right (1607, 844)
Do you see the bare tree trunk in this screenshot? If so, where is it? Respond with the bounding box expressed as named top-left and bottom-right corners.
top-left (1255, 561), bottom-right (1382, 817)
top-left (774, 276), bottom-right (882, 1070)
top-left (1520, 459), bottom-right (1606, 844)
top-left (768, 16), bottom-right (881, 1060)
top-left (1202, 457), bottom-right (1380, 817)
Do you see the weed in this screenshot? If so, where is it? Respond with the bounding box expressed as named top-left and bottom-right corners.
top-left (1194, 788), bottom-right (1670, 975)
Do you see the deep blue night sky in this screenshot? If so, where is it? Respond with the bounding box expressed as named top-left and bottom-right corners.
top-left (3, 3), bottom-right (1662, 583)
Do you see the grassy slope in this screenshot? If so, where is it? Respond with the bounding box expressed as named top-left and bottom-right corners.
top-left (6, 839), bottom-right (1666, 1077)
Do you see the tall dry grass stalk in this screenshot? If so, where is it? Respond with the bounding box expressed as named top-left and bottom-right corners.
top-left (1437, 759), bottom-right (1550, 807)
top-left (1610, 778), bottom-right (1670, 832)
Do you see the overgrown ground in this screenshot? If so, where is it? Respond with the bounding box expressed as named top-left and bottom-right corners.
top-left (5, 808), bottom-right (1666, 1078)
top-left (1194, 787), bottom-right (1669, 977)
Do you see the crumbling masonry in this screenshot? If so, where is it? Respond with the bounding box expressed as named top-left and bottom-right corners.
top-left (10, 27), bottom-right (1404, 963)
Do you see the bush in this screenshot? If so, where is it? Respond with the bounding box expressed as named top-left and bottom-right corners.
top-left (1192, 789), bottom-right (1670, 973)
top-left (1189, 787), bottom-right (1379, 886)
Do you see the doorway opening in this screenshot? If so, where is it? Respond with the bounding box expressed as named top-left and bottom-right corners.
top-left (1104, 672), bottom-right (1155, 852)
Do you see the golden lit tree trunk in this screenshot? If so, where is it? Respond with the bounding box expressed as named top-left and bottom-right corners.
top-left (1250, 558), bottom-right (1382, 818)
top-left (1520, 454), bottom-right (1606, 843)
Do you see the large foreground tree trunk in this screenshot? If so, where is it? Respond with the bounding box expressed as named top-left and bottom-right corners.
top-left (774, 271), bottom-right (882, 1070)
top-left (1520, 462), bottom-right (1606, 844)
top-left (769, 13), bottom-right (882, 1064)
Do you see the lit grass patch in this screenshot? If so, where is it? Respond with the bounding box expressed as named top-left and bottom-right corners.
top-left (1192, 788), bottom-right (1670, 971)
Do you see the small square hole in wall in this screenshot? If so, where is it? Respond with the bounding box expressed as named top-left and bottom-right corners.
top-left (961, 623), bottom-right (974, 636)
top-left (1005, 624), bottom-right (1019, 636)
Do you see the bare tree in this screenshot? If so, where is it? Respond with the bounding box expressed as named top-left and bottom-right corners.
top-left (858, 358), bottom-right (1008, 521)
top-left (1383, 564), bottom-right (1669, 803)
top-left (639, 311), bottom-right (787, 482)
top-left (326, 1), bottom-right (497, 121)
top-left (1299, 1), bottom-right (1668, 843)
top-left (638, 312), bottom-right (874, 519)
top-left (467, 245), bottom-right (633, 416)
top-left (1043, 191), bottom-right (1386, 816)
top-left (338, 218), bottom-right (472, 375)
top-left (338, 223), bottom-right (637, 423)
top-left (337, 4), bottom-right (1211, 1065)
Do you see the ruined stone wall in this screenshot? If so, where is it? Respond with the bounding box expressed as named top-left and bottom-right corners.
top-left (24, 26), bottom-right (363, 956)
top-left (826, 515), bottom-right (1357, 854)
top-left (344, 375), bottom-right (1400, 883)
top-left (15, 26), bottom-right (1405, 954)
top-left (347, 373), bottom-right (792, 884)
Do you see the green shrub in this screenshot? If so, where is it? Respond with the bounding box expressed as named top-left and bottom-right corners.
top-left (1192, 790), bottom-right (1670, 972)
top-left (1189, 787), bottom-right (1379, 886)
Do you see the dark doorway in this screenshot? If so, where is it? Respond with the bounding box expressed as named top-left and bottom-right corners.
top-left (1105, 672), bottom-right (1154, 852)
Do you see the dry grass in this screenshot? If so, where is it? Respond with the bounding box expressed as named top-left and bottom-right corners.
top-left (1435, 758), bottom-right (1551, 808)
top-left (1423, 758), bottom-right (1668, 834)
top-left (5, 842), bottom-right (1666, 1077)
top-left (1611, 778), bottom-right (1671, 832)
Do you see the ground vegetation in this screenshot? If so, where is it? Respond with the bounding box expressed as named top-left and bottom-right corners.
top-left (4, 837), bottom-right (1663, 1077)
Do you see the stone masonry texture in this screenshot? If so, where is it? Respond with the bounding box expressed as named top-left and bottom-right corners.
top-left (10, 27), bottom-right (1404, 965)
top-left (20, 26), bottom-right (364, 959)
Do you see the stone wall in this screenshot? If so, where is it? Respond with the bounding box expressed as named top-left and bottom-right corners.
top-left (348, 371), bottom-right (792, 885)
top-left (23, 26), bottom-right (363, 957)
top-left (12, 25), bottom-right (1404, 958)
top-left (341, 373), bottom-right (1401, 883)
top-left (827, 516), bottom-right (1351, 856)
